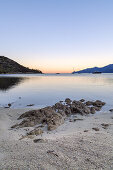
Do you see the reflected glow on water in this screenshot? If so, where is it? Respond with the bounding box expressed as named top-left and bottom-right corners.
top-left (0, 73), bottom-right (113, 109)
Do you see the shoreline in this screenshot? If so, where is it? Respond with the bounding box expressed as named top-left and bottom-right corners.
top-left (0, 106), bottom-right (113, 169)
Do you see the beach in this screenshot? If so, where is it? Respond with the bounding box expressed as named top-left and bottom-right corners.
top-left (0, 107), bottom-right (113, 170)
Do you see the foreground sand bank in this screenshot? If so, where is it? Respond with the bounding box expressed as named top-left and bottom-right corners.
top-left (0, 107), bottom-right (113, 169)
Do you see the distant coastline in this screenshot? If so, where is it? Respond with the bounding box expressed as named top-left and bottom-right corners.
top-left (72, 64), bottom-right (113, 74)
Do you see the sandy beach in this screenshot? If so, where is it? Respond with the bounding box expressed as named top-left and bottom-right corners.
top-left (0, 107), bottom-right (113, 170)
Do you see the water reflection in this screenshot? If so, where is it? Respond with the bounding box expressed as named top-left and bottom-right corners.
top-left (0, 74), bottom-right (113, 109)
top-left (0, 77), bottom-right (24, 91)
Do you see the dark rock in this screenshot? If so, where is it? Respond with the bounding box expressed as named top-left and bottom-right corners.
top-left (90, 107), bottom-right (96, 114)
top-left (47, 112), bottom-right (64, 131)
top-left (57, 110), bottom-right (66, 118)
top-left (65, 98), bottom-right (72, 104)
top-left (84, 130), bottom-right (88, 132)
top-left (101, 123), bottom-right (109, 129)
top-left (71, 101), bottom-right (90, 115)
top-left (27, 104), bottom-right (34, 107)
top-left (93, 100), bottom-right (105, 107)
top-left (33, 139), bottom-right (45, 143)
top-left (94, 107), bottom-right (101, 111)
top-left (53, 102), bottom-right (65, 110)
top-left (11, 99), bottom-right (106, 135)
top-left (80, 99), bottom-right (85, 102)
top-left (8, 103), bottom-right (12, 107)
top-left (73, 118), bottom-right (84, 122)
top-left (92, 127), bottom-right (99, 131)
top-left (85, 101), bottom-right (93, 106)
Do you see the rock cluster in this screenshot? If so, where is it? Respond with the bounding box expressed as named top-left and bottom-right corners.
top-left (11, 99), bottom-right (105, 137)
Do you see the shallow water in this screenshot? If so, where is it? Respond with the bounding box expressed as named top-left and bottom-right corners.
top-left (0, 73), bottom-right (113, 110)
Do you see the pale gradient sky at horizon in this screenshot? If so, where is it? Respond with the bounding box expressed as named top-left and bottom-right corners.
top-left (0, 0), bottom-right (113, 73)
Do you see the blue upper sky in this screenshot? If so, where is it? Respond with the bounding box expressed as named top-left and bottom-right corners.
top-left (0, 0), bottom-right (113, 73)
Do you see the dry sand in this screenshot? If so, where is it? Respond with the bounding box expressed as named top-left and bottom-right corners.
top-left (0, 107), bottom-right (113, 170)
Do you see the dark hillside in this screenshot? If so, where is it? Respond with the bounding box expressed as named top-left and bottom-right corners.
top-left (0, 56), bottom-right (42, 74)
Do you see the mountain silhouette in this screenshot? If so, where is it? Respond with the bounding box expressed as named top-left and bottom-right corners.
top-left (72, 64), bottom-right (113, 73)
top-left (0, 56), bottom-right (42, 74)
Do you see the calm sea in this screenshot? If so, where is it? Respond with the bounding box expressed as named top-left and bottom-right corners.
top-left (0, 73), bottom-right (113, 110)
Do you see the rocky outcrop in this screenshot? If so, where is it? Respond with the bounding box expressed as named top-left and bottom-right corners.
top-left (11, 99), bottom-right (106, 138)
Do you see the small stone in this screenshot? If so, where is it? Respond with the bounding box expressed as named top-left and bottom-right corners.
top-left (33, 139), bottom-right (45, 143)
top-left (92, 127), bottom-right (99, 131)
top-left (90, 107), bottom-right (96, 114)
top-left (84, 130), bottom-right (88, 132)
top-left (47, 150), bottom-right (59, 157)
top-left (80, 99), bottom-right (85, 102)
top-left (27, 104), bottom-right (34, 106)
top-left (101, 123), bottom-right (109, 129)
top-left (8, 103), bottom-right (12, 107)
top-left (73, 118), bottom-right (84, 122)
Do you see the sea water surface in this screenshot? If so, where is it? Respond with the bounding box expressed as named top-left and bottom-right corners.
top-left (0, 73), bottom-right (113, 111)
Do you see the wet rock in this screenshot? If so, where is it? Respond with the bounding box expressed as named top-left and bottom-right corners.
top-left (53, 102), bottom-right (65, 110)
top-left (11, 99), bottom-right (106, 135)
top-left (63, 107), bottom-right (72, 115)
top-left (93, 107), bottom-right (101, 111)
top-left (71, 101), bottom-right (90, 115)
top-left (85, 101), bottom-right (94, 106)
top-left (90, 107), bottom-right (96, 114)
top-left (80, 99), bottom-right (85, 102)
top-left (93, 100), bottom-right (105, 107)
top-left (65, 98), bottom-right (72, 104)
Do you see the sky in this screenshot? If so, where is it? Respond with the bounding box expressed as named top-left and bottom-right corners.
top-left (0, 0), bottom-right (113, 73)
